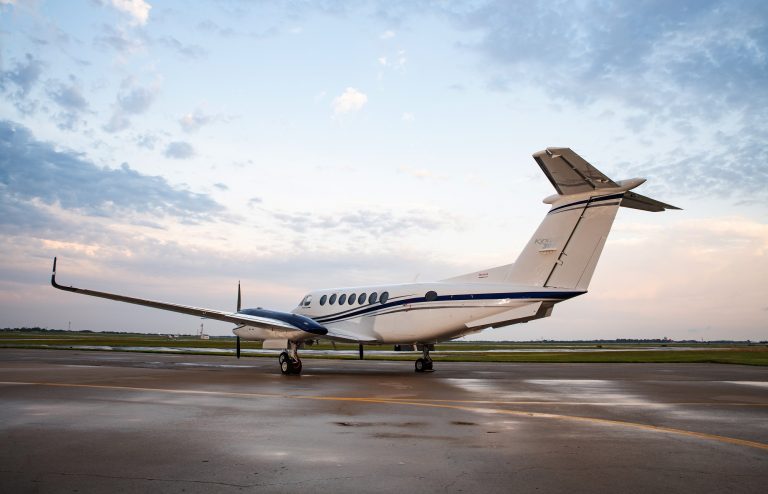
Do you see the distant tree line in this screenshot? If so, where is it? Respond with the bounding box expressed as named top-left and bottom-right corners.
top-left (2, 328), bottom-right (764, 345)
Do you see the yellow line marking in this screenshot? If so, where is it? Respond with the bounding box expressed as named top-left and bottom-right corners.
top-left (3, 381), bottom-right (768, 452)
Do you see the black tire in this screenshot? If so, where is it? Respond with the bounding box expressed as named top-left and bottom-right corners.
top-left (293, 359), bottom-right (302, 374)
top-left (279, 352), bottom-right (291, 374)
top-left (424, 359), bottom-right (433, 371)
top-left (415, 358), bottom-right (425, 373)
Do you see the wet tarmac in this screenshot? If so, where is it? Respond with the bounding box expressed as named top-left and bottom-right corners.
top-left (1, 349), bottom-right (767, 493)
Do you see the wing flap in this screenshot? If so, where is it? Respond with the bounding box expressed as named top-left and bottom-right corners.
top-left (323, 327), bottom-right (379, 343)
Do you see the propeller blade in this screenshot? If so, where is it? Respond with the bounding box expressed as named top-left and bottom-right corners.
top-left (236, 282), bottom-right (242, 358)
top-left (359, 344), bottom-right (364, 360)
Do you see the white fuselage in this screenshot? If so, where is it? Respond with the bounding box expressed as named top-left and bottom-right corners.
top-left (234, 282), bottom-right (582, 344)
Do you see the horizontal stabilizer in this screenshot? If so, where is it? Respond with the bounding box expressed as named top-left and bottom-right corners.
top-left (534, 147), bottom-right (619, 195)
top-left (621, 191), bottom-right (681, 212)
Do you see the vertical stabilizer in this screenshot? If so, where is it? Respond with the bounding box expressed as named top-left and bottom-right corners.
top-left (505, 192), bottom-right (622, 289)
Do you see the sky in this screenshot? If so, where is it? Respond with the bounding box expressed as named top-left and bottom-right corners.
top-left (1, 0), bottom-right (766, 341)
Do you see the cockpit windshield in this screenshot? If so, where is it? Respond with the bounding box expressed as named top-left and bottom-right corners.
top-left (300, 294), bottom-right (312, 307)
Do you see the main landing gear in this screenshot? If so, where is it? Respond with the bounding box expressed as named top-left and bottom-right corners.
top-left (279, 341), bottom-right (302, 375)
top-left (415, 344), bottom-right (434, 373)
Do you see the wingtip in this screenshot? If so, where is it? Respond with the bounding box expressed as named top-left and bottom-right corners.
top-left (51, 257), bottom-right (58, 287)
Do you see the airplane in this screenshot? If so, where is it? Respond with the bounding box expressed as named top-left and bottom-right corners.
top-left (51, 147), bottom-right (679, 375)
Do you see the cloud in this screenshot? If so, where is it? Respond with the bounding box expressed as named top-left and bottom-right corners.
top-left (332, 87), bottom-right (368, 115)
top-left (197, 20), bottom-right (236, 38)
top-left (436, 1), bottom-right (768, 203)
top-left (380, 30), bottom-right (396, 40)
top-left (269, 208), bottom-right (447, 237)
top-left (157, 36), bottom-right (206, 59)
top-left (135, 133), bottom-right (158, 149)
top-left (178, 109), bottom-right (231, 133)
top-left (0, 53), bottom-right (44, 112)
top-left (164, 141), bottom-right (195, 159)
top-left (0, 53), bottom-right (44, 96)
top-left (398, 165), bottom-right (442, 180)
top-left (95, 24), bottom-right (145, 54)
top-left (0, 120), bottom-right (223, 222)
top-left (46, 77), bottom-right (89, 130)
top-left (104, 79), bottom-right (160, 133)
top-left (213, 182), bottom-right (228, 191)
top-left (108, 0), bottom-right (151, 26)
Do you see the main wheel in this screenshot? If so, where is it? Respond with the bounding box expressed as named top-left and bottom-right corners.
top-left (279, 352), bottom-right (291, 375)
top-left (415, 358), bottom-right (425, 373)
top-left (292, 358), bottom-right (302, 374)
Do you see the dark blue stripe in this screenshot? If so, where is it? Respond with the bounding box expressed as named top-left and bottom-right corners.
top-left (314, 291), bottom-right (584, 324)
top-left (238, 308), bottom-right (327, 335)
top-left (548, 193), bottom-right (624, 214)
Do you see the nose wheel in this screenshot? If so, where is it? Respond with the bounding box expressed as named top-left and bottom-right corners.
top-left (279, 348), bottom-right (302, 375)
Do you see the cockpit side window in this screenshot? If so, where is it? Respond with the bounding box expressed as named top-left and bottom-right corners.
top-left (301, 295), bottom-right (312, 307)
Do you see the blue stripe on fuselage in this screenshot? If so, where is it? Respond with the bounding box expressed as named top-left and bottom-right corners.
top-left (312, 290), bottom-right (584, 324)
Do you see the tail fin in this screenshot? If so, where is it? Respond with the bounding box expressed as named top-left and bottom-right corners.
top-left (504, 148), bottom-right (679, 290)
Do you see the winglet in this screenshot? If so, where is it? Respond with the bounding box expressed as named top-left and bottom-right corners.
top-left (51, 257), bottom-right (58, 288)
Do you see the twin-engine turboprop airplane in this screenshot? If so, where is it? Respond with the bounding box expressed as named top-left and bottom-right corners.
top-left (52, 148), bottom-right (679, 375)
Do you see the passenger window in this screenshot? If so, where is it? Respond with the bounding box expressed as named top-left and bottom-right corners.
top-left (369, 292), bottom-right (377, 304)
top-left (320, 295), bottom-right (327, 306)
top-left (329, 294), bottom-right (337, 305)
top-left (338, 294), bottom-right (347, 305)
top-left (425, 290), bottom-right (437, 302)
top-left (349, 293), bottom-right (356, 305)
top-left (380, 291), bottom-right (389, 304)
top-left (358, 293), bottom-right (367, 304)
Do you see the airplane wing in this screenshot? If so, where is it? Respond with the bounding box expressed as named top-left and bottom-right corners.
top-left (50, 258), bottom-right (327, 336)
top-left (533, 147), bottom-right (619, 195)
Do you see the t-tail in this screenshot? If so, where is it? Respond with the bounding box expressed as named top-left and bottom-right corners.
top-left (509, 147), bottom-right (679, 289)
top-left (449, 147), bottom-right (679, 289)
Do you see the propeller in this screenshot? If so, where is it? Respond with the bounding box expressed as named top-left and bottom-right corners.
top-left (359, 344), bottom-right (364, 360)
top-left (236, 281), bottom-right (241, 359)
